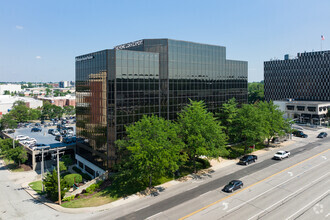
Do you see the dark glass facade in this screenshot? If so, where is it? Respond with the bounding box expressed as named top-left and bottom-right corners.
top-left (76, 39), bottom-right (248, 171)
top-left (264, 51), bottom-right (330, 101)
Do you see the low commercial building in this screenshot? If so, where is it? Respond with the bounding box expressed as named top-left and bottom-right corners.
top-left (0, 84), bottom-right (22, 95)
top-left (38, 95), bottom-right (75, 107)
top-left (274, 100), bottom-right (330, 125)
top-left (0, 95), bottom-right (43, 117)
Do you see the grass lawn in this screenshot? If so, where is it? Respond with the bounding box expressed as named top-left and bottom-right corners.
top-left (3, 158), bottom-right (24, 172)
top-left (29, 180), bottom-right (46, 195)
top-left (61, 189), bottom-right (117, 208)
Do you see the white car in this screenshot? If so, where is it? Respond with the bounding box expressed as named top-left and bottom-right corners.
top-left (53, 130), bottom-right (60, 136)
top-left (274, 150), bottom-right (290, 160)
top-left (15, 135), bottom-right (29, 141)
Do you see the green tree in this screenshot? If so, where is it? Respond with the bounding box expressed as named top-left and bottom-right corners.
top-left (4, 146), bottom-right (27, 166)
top-left (0, 138), bottom-right (18, 155)
top-left (28, 108), bottom-right (42, 120)
top-left (10, 101), bottom-right (29, 122)
top-left (63, 106), bottom-right (75, 116)
top-left (43, 170), bottom-right (68, 201)
top-left (42, 103), bottom-right (63, 119)
top-left (248, 82), bottom-right (264, 104)
top-left (45, 88), bottom-right (51, 96)
top-left (0, 114), bottom-right (17, 131)
top-left (257, 101), bottom-right (290, 146)
top-left (232, 104), bottom-right (266, 154)
top-left (58, 161), bottom-right (67, 172)
top-left (116, 115), bottom-right (184, 188)
top-left (177, 100), bottom-right (228, 173)
top-left (3, 90), bottom-right (10, 95)
top-left (217, 98), bottom-right (238, 141)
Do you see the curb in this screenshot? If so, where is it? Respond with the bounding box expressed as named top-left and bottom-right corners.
top-left (22, 139), bottom-right (297, 214)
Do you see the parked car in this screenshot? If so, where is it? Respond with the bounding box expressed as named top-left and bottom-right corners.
top-left (223, 180), bottom-right (243, 193)
top-left (35, 123), bottom-right (41, 127)
top-left (48, 129), bottom-right (54, 134)
top-left (15, 135), bottom-right (29, 141)
top-left (238, 155), bottom-right (258, 165)
top-left (31, 127), bottom-right (42, 132)
top-left (55, 135), bottom-right (62, 141)
top-left (317, 132), bottom-right (328, 138)
top-left (293, 130), bottom-right (308, 138)
top-left (273, 150), bottom-right (290, 160)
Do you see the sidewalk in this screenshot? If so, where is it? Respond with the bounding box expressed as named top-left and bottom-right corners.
top-left (22, 139), bottom-right (297, 214)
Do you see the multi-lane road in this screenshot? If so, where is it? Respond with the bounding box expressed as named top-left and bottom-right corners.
top-left (1, 127), bottom-right (329, 220)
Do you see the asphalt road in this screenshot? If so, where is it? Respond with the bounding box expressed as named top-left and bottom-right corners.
top-left (106, 132), bottom-right (330, 220)
top-left (185, 150), bottom-right (330, 220)
top-left (0, 159), bottom-right (94, 220)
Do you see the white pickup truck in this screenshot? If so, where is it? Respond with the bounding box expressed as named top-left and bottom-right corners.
top-left (273, 150), bottom-right (290, 160)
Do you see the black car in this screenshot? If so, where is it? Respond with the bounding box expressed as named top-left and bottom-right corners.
top-left (293, 130), bottom-right (308, 138)
top-left (317, 132), bottom-right (328, 138)
top-left (48, 129), bottom-right (54, 134)
top-left (238, 155), bottom-right (258, 165)
top-left (55, 135), bottom-right (62, 141)
top-left (223, 180), bottom-right (243, 193)
top-left (31, 127), bottom-right (42, 132)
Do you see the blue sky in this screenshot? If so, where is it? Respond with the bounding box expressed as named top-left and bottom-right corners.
top-left (1, 0), bottom-right (329, 82)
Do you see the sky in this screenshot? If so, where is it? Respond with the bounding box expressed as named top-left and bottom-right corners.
top-left (1, 0), bottom-right (330, 82)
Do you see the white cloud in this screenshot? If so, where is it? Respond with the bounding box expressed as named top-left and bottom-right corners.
top-left (15, 25), bottom-right (24, 30)
top-left (35, 56), bottom-right (42, 59)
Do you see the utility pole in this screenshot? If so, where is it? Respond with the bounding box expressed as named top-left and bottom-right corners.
top-left (56, 147), bottom-right (61, 205)
top-left (39, 146), bottom-right (49, 192)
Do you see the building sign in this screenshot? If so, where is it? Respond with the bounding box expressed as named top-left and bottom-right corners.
top-left (114, 40), bottom-right (143, 50)
top-left (76, 55), bottom-right (94, 62)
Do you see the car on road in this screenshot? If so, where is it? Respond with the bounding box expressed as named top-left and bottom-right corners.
top-left (293, 130), bottom-right (308, 138)
top-left (31, 127), bottom-right (42, 132)
top-left (273, 150), bottom-right (290, 160)
top-left (223, 180), bottom-right (243, 193)
top-left (317, 132), bottom-right (328, 138)
top-left (238, 155), bottom-right (258, 165)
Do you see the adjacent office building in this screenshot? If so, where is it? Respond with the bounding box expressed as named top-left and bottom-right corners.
top-left (75, 39), bottom-right (248, 176)
top-left (264, 51), bottom-right (330, 101)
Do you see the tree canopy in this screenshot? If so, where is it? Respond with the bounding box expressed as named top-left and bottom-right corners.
top-left (177, 100), bottom-right (228, 172)
top-left (116, 114), bottom-right (184, 188)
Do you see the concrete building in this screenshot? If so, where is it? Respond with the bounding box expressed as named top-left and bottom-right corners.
top-left (0, 84), bottom-right (22, 95)
top-left (75, 38), bottom-right (248, 176)
top-left (264, 50), bottom-right (330, 101)
top-left (274, 100), bottom-right (330, 125)
top-left (38, 95), bottom-right (75, 107)
top-left (0, 95), bottom-right (43, 117)
top-left (59, 81), bottom-right (70, 88)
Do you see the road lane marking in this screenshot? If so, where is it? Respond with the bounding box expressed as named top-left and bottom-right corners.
top-left (179, 148), bottom-right (330, 220)
top-left (225, 160), bottom-right (329, 213)
top-left (135, 205), bottom-right (150, 211)
top-left (247, 172), bottom-right (330, 220)
top-left (146, 211), bottom-right (163, 219)
top-left (285, 190), bottom-right (329, 220)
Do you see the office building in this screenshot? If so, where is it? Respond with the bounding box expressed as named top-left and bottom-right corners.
top-left (264, 51), bottom-right (330, 101)
top-left (75, 39), bottom-right (248, 176)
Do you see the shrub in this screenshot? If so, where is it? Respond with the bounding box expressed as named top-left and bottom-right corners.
top-left (63, 174), bottom-right (82, 187)
top-left (63, 195), bottom-right (75, 202)
top-left (85, 182), bottom-right (102, 194)
top-left (72, 166), bottom-right (92, 181)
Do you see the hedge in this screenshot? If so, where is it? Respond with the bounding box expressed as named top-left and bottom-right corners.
top-left (72, 166), bottom-right (92, 181)
top-left (64, 174), bottom-right (82, 187)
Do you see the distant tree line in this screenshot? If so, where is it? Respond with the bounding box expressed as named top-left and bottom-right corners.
top-left (0, 101), bottom-right (75, 131)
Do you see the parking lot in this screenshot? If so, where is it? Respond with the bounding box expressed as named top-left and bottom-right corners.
top-left (6, 124), bottom-right (76, 149)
